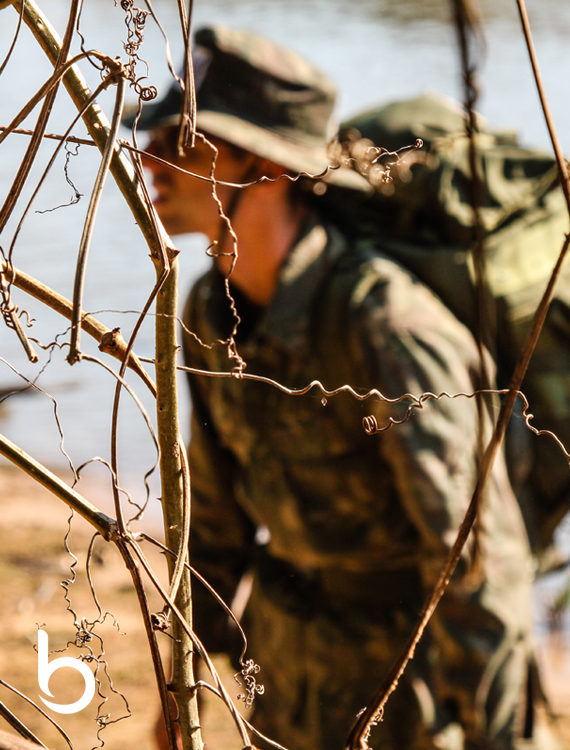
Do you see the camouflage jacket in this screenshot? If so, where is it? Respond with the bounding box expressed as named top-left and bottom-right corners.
top-left (182, 216), bottom-right (534, 745)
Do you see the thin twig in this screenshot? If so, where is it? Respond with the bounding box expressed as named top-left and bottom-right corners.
top-left (0, 126), bottom-right (349, 190)
top-left (107, 136), bottom-right (171, 534)
top-left (1, 260), bottom-right (156, 395)
top-left (126, 537), bottom-right (253, 749)
top-left (451, 0), bottom-right (488, 647)
top-left (113, 539), bottom-right (179, 750)
top-left (153, 256), bottom-right (203, 750)
top-left (0, 263), bottom-right (38, 362)
top-left (9, 0), bottom-right (178, 262)
top-left (174, 0), bottom-right (196, 151)
top-left (0, 432), bottom-right (117, 539)
top-left (0, 701), bottom-right (48, 748)
top-left (0, 126), bottom-right (94, 146)
top-left (0, 0), bottom-right (24, 76)
top-left (141, 0), bottom-right (178, 82)
top-left (6, 77), bottom-right (110, 263)
top-left (0, 51), bottom-right (104, 150)
top-left (80, 354), bottom-right (159, 457)
top-left (69, 67), bottom-right (126, 363)
top-left (189, 683), bottom-right (289, 750)
top-left (453, 0), bottom-right (492, 383)
top-left (0, 355), bottom-right (77, 476)
top-left (0, 0), bottom-right (80, 231)
top-left (77, 456), bottom-right (150, 521)
top-left (516, 0), bottom-right (570, 211)
top-left (0, 680), bottom-right (74, 750)
top-left (140, 533), bottom-right (249, 664)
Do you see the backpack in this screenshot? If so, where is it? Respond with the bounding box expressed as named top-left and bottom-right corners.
top-left (323, 92), bottom-right (570, 556)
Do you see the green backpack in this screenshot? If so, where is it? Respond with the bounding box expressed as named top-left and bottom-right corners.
top-left (327, 93), bottom-right (570, 555)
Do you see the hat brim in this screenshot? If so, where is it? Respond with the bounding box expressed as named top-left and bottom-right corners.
top-left (197, 111), bottom-right (369, 191)
top-left (123, 104), bottom-right (369, 191)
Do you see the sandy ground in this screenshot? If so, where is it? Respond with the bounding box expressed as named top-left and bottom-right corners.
top-left (0, 463), bottom-right (243, 750)
top-left (1, 462), bottom-right (570, 750)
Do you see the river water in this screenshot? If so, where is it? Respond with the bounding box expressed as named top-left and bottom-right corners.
top-left (2, 0), bottom-right (570, 484)
top-left (2, 0), bottom-right (570, 683)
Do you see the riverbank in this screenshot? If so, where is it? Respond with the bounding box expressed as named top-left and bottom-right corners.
top-left (0, 463), bottom-right (242, 750)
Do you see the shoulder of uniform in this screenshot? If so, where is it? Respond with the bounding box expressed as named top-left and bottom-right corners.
top-left (336, 247), bottom-right (475, 346)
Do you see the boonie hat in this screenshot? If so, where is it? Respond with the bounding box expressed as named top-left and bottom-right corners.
top-left (125, 25), bottom-right (368, 190)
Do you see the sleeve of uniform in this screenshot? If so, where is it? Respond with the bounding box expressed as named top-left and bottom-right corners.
top-left (183, 288), bottom-right (257, 654)
top-left (343, 257), bottom-right (534, 739)
top-left (345, 256), bottom-right (526, 587)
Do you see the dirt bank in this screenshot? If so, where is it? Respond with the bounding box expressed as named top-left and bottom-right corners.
top-left (0, 463), bottom-right (241, 750)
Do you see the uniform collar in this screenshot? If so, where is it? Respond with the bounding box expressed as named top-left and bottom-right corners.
top-left (257, 216), bottom-right (347, 354)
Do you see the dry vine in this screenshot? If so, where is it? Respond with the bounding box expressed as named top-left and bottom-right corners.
top-left (0, 2), bottom-right (569, 750)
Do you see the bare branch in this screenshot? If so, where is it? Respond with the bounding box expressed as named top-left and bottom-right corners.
top-left (8, 0), bottom-right (178, 262)
top-left (1, 260), bottom-right (156, 396)
top-left (69, 65), bottom-right (126, 363)
top-left (0, 432), bottom-right (117, 539)
top-left (516, 0), bottom-right (570, 211)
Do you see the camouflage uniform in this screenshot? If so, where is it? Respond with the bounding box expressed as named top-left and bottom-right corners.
top-left (182, 217), bottom-right (536, 750)
top-left (129, 21), bottom-right (544, 750)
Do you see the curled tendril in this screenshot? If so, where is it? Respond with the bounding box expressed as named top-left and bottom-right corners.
top-left (234, 659), bottom-right (264, 710)
top-left (362, 415), bottom-right (378, 435)
top-left (75, 619), bottom-right (95, 647)
top-left (139, 84), bottom-right (158, 102)
top-left (119, 0), bottom-right (157, 101)
top-left (331, 131), bottom-right (424, 189)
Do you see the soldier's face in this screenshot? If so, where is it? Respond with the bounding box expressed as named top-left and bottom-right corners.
top-left (141, 127), bottom-right (253, 238)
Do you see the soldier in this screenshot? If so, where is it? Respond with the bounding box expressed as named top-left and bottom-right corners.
top-left (135, 24), bottom-right (549, 750)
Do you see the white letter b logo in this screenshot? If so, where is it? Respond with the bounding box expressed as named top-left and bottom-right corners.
top-left (37, 630), bottom-right (95, 714)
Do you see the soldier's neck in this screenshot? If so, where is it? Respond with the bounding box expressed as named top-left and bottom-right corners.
top-left (214, 182), bottom-right (307, 307)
